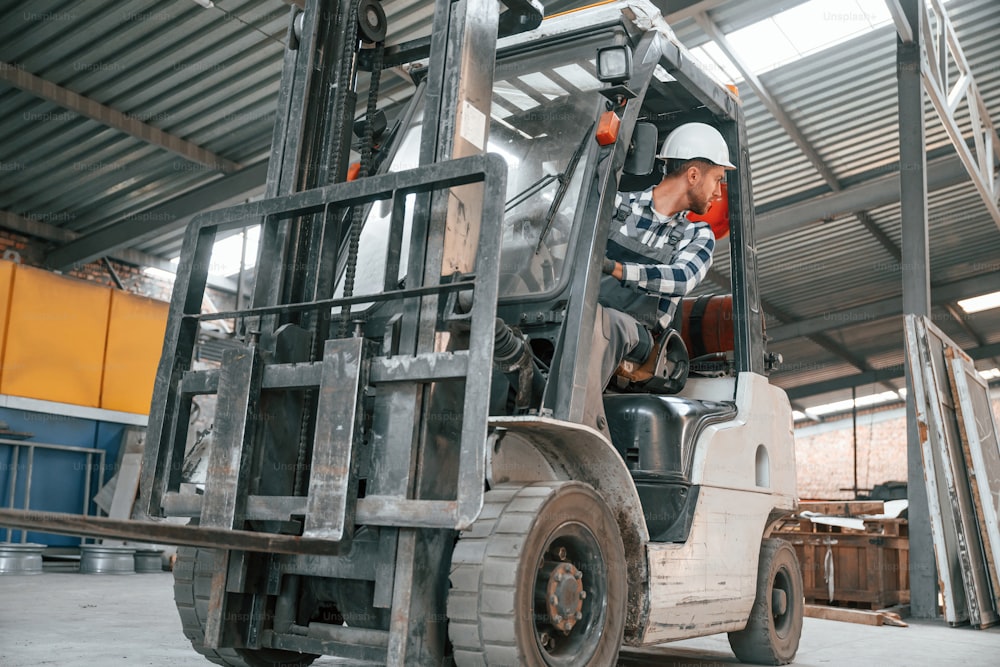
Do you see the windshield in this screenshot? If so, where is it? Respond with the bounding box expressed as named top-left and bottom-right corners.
top-left (491, 46), bottom-right (604, 296)
top-left (339, 37), bottom-right (605, 302)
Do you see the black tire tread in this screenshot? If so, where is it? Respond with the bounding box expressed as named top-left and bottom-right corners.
top-left (448, 481), bottom-right (626, 667)
top-left (728, 538), bottom-right (803, 666)
top-left (448, 482), bottom-right (563, 666)
top-left (172, 546), bottom-right (316, 667)
top-left (173, 546), bottom-right (250, 667)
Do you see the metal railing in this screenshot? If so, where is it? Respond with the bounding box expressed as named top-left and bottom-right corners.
top-left (1, 438), bottom-right (107, 543)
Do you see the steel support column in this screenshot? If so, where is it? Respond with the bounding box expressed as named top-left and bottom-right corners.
top-left (898, 0), bottom-right (936, 620)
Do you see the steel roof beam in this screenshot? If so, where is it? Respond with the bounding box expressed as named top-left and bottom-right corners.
top-left (693, 12), bottom-right (842, 191)
top-left (783, 340), bottom-right (1000, 400)
top-left (0, 62), bottom-right (241, 174)
top-left (727, 152), bottom-right (979, 250)
top-left (44, 161), bottom-right (268, 271)
top-left (768, 270), bottom-right (1000, 343)
top-left (709, 265), bottom-right (892, 391)
top-left (758, 290), bottom-right (900, 395)
top-left (693, 8), bottom-right (925, 273)
top-left (885, 0), bottom-right (915, 43)
top-left (1, 209), bottom-right (75, 244)
top-left (854, 210), bottom-right (901, 262)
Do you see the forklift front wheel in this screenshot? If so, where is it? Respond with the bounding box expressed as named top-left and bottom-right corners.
top-left (173, 546), bottom-right (318, 667)
top-left (727, 538), bottom-right (804, 665)
top-left (448, 481), bottom-right (627, 666)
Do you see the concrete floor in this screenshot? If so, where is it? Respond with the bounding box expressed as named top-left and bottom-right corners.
top-left (1, 569), bottom-right (999, 667)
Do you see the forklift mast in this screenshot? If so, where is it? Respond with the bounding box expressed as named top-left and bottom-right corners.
top-left (138, 0), bottom-right (521, 661)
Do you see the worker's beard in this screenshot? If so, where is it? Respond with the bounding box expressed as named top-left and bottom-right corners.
top-left (687, 188), bottom-right (712, 216)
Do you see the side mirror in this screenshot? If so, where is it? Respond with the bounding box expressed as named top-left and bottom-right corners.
top-left (623, 123), bottom-right (657, 176)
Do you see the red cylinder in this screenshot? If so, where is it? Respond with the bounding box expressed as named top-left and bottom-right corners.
top-left (677, 294), bottom-right (734, 357)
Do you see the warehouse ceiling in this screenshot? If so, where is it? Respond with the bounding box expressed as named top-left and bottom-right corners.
top-left (1, 0), bottom-right (999, 418)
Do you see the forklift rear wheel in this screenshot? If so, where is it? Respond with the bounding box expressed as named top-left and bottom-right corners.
top-left (727, 538), bottom-right (803, 665)
top-left (448, 481), bottom-right (627, 666)
top-left (173, 546), bottom-right (318, 667)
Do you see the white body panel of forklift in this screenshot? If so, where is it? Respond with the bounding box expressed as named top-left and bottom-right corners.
top-left (641, 372), bottom-right (797, 644)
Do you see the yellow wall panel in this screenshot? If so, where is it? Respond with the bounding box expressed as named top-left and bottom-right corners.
top-left (1, 265), bottom-right (111, 407)
top-left (101, 291), bottom-right (168, 414)
top-left (0, 261), bottom-right (16, 386)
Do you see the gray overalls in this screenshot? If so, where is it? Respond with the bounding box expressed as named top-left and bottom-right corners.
top-left (594, 203), bottom-right (685, 386)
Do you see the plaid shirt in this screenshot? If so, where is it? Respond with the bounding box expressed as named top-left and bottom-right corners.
top-left (611, 187), bottom-right (715, 329)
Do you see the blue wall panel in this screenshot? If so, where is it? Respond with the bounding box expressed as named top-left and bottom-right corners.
top-left (0, 407), bottom-right (127, 546)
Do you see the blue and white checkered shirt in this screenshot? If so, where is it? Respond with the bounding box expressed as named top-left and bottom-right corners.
top-left (611, 186), bottom-right (716, 329)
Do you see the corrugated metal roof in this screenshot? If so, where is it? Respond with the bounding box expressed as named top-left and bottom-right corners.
top-left (1, 0), bottom-right (999, 414)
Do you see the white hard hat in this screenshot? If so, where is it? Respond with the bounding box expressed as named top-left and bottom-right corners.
top-left (658, 122), bottom-right (736, 169)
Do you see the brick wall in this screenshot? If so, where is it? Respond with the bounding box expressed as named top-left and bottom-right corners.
top-left (0, 228), bottom-right (175, 301)
top-left (0, 228), bottom-right (234, 307)
top-left (794, 396), bottom-right (1000, 500)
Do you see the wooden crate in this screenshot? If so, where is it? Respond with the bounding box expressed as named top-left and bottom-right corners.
top-left (778, 527), bottom-right (910, 609)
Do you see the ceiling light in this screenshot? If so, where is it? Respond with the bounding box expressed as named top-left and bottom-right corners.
top-left (958, 290), bottom-right (1000, 313)
top-left (804, 390), bottom-right (901, 418)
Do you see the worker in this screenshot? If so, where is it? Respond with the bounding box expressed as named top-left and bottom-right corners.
top-left (595, 122), bottom-right (735, 386)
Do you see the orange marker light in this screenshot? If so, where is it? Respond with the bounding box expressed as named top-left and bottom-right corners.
top-left (596, 111), bottom-right (620, 146)
top-left (347, 162), bottom-right (361, 181)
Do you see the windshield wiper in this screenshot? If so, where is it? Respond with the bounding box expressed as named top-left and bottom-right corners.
top-left (505, 172), bottom-right (559, 213)
top-left (534, 121), bottom-right (595, 253)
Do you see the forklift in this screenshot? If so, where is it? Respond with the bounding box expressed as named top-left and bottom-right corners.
top-left (0, 0), bottom-right (803, 665)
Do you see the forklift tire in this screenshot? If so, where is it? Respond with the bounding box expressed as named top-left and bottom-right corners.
top-left (448, 482), bottom-right (627, 666)
top-left (173, 546), bottom-right (318, 667)
top-left (727, 538), bottom-right (803, 665)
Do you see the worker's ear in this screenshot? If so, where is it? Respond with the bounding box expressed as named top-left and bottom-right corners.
top-left (686, 163), bottom-right (703, 184)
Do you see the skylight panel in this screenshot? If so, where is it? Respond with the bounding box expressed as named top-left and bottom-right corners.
top-left (804, 390), bottom-right (902, 418)
top-left (493, 82), bottom-right (539, 111)
top-left (715, 0), bottom-right (898, 79)
top-left (550, 64), bottom-right (600, 92)
top-left (959, 290), bottom-right (1000, 313)
top-left (690, 42), bottom-right (743, 85)
top-left (725, 16), bottom-right (799, 75)
top-left (517, 72), bottom-right (566, 100)
top-left (772, 0), bottom-right (891, 58)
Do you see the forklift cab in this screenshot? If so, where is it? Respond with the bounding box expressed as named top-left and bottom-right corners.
top-left (337, 4), bottom-right (769, 545)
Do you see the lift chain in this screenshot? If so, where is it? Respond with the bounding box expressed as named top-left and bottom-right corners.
top-left (340, 32), bottom-right (385, 336)
top-left (294, 2), bottom-right (385, 495)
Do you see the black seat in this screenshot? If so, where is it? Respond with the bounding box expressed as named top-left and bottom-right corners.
top-left (603, 395), bottom-right (735, 478)
top-left (603, 394), bottom-right (736, 541)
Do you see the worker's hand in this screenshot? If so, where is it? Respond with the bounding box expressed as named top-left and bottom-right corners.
top-left (602, 257), bottom-right (622, 280)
